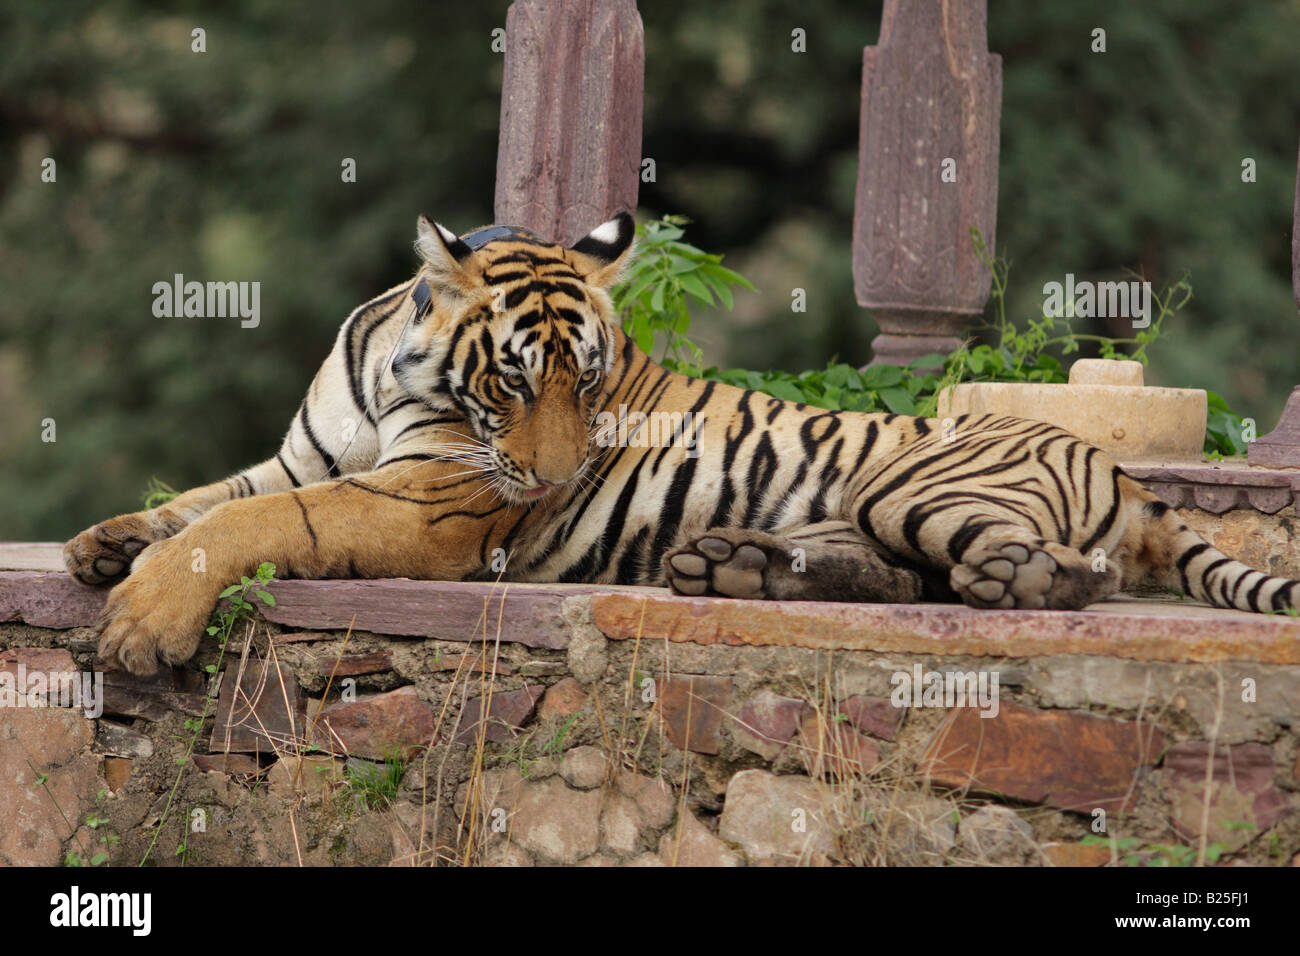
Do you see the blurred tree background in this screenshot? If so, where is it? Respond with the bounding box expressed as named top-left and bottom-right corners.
top-left (2, 0), bottom-right (1298, 539)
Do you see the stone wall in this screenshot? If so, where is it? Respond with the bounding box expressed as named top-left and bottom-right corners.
top-left (2, 578), bottom-right (1299, 867)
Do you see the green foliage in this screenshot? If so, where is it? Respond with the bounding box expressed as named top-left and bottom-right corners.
top-left (541, 713), bottom-right (581, 761)
top-left (703, 359), bottom-right (943, 416)
top-left (491, 714), bottom-right (582, 780)
top-left (615, 215), bottom-right (755, 370)
top-left (1080, 833), bottom-right (1235, 867)
top-left (1205, 392), bottom-right (1251, 458)
top-left (615, 220), bottom-right (1247, 456)
top-left (211, 562), bottom-right (279, 638)
top-left (616, 216), bottom-right (941, 414)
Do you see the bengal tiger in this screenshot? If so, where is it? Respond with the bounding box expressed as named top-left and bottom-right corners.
top-left (67, 212), bottom-right (1300, 675)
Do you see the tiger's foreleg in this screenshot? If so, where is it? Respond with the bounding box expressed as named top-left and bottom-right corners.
top-left (65, 355), bottom-right (382, 585)
top-left (94, 461), bottom-right (523, 674)
top-left (63, 455), bottom-right (309, 585)
top-left (663, 522), bottom-right (922, 603)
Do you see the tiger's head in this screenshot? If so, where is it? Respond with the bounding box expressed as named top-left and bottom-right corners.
top-left (393, 212), bottom-right (636, 504)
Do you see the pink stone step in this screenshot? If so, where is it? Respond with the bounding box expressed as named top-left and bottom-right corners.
top-left (4, 542), bottom-right (1300, 664)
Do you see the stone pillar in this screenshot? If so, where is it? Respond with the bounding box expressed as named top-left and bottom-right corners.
top-left (853, 0), bottom-right (1002, 367)
top-left (494, 0), bottom-right (644, 246)
top-left (1247, 131), bottom-right (1300, 467)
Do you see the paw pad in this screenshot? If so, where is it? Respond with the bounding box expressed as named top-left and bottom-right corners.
top-left (952, 541), bottom-right (1058, 610)
top-left (666, 534), bottom-right (770, 599)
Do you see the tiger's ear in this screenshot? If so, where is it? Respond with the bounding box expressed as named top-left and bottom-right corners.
top-left (568, 212), bottom-right (637, 289)
top-left (415, 216), bottom-right (475, 288)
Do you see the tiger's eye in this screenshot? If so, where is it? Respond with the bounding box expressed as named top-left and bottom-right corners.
top-left (505, 371), bottom-right (526, 388)
top-left (579, 369), bottom-right (599, 385)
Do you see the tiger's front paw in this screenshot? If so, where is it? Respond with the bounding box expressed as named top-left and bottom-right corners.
top-left (95, 538), bottom-right (217, 675)
top-left (65, 509), bottom-right (185, 585)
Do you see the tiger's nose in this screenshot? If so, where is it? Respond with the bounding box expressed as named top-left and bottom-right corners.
top-left (532, 460), bottom-right (582, 485)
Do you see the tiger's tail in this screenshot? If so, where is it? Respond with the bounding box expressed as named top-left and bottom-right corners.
top-left (1133, 494), bottom-right (1300, 613)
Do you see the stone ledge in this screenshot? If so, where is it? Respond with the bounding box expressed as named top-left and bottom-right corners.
top-left (0, 568), bottom-right (660, 650)
top-left (593, 593), bottom-right (1300, 664)
top-left (5, 543), bottom-right (1300, 665)
top-left (1120, 459), bottom-right (1300, 515)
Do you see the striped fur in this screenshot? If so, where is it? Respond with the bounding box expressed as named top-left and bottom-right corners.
top-left (68, 213), bottom-right (1300, 673)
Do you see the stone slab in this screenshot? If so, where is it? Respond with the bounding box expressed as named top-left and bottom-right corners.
top-left (1165, 741), bottom-right (1289, 849)
top-left (211, 660), bottom-right (307, 755)
top-left (453, 684), bottom-right (545, 745)
top-left (938, 382), bottom-right (1207, 458)
top-left (256, 579), bottom-right (603, 649)
top-left (1121, 461), bottom-right (1300, 515)
top-left (729, 690), bottom-right (808, 760)
top-left (314, 686), bottom-right (436, 758)
top-left (921, 701), bottom-right (1165, 813)
top-left (99, 665), bottom-right (209, 721)
top-left (593, 593), bottom-right (1300, 664)
top-left (0, 542), bottom-right (68, 571)
top-left (0, 571), bottom-right (106, 629)
top-left (0, 559), bottom-right (656, 650)
top-left (310, 650), bottom-right (393, 678)
top-left (653, 675), bottom-right (731, 755)
top-left (0, 707), bottom-right (99, 866)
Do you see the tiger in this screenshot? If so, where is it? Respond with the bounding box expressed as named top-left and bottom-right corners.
top-left (66, 211), bottom-right (1300, 675)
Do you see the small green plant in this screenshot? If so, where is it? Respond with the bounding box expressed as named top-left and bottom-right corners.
top-left (140, 561), bottom-right (278, 865)
top-left (926, 231), bottom-right (1193, 414)
top-left (63, 849), bottom-right (106, 867)
top-left (614, 215), bottom-right (755, 372)
top-left (493, 732), bottom-right (538, 778)
top-left (344, 748), bottom-right (406, 810)
top-left (491, 714), bottom-right (578, 779)
top-left (1080, 834), bottom-right (1234, 867)
top-left (540, 713), bottom-right (580, 760)
top-left (85, 803), bottom-right (119, 864)
top-left (142, 476), bottom-right (180, 509)
top-left (29, 770), bottom-right (116, 866)
top-left (209, 562), bottom-right (279, 652)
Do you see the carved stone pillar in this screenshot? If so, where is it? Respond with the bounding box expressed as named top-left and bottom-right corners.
top-left (494, 0), bottom-right (644, 245)
top-left (853, 0), bottom-right (1002, 367)
top-left (1247, 131), bottom-right (1300, 467)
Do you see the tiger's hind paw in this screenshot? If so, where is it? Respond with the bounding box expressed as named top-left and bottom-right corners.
top-left (664, 524), bottom-right (923, 604)
top-left (951, 539), bottom-right (1111, 610)
top-left (665, 531), bottom-right (770, 599)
